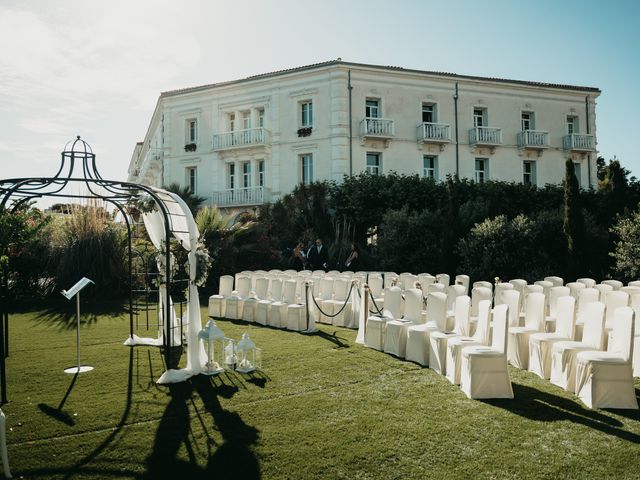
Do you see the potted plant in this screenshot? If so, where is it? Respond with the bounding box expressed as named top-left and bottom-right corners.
top-left (184, 143), bottom-right (197, 152)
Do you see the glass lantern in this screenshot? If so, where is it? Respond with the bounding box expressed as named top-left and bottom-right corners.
top-left (198, 319), bottom-right (225, 375)
top-left (223, 338), bottom-right (237, 370)
top-left (235, 332), bottom-right (262, 373)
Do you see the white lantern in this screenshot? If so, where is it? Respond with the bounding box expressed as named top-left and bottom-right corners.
top-left (223, 338), bottom-right (237, 370)
top-left (235, 332), bottom-right (262, 373)
top-left (198, 319), bottom-right (225, 375)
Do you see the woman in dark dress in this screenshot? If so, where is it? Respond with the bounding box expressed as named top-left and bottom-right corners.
top-left (344, 243), bottom-right (359, 271)
top-left (291, 241), bottom-right (306, 271)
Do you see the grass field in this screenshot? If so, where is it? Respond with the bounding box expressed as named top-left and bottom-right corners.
top-left (2, 300), bottom-right (640, 479)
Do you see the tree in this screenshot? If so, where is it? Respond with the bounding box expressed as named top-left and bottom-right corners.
top-left (563, 158), bottom-right (586, 277)
top-left (610, 205), bottom-right (640, 280)
top-left (164, 182), bottom-right (206, 215)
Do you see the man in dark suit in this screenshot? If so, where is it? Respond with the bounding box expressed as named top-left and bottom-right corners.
top-left (307, 238), bottom-right (329, 271)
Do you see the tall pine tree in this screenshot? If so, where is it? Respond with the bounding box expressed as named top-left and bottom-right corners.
top-left (563, 158), bottom-right (586, 278)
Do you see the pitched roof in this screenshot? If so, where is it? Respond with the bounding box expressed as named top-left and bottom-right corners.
top-left (160, 59), bottom-right (600, 97)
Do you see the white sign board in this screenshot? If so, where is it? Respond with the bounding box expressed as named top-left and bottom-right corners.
top-left (61, 277), bottom-right (94, 300)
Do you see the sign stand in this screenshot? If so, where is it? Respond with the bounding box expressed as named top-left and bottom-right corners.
top-left (61, 277), bottom-right (94, 374)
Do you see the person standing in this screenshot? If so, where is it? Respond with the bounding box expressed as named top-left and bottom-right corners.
top-left (344, 243), bottom-right (359, 270)
top-left (307, 238), bottom-right (329, 271)
top-left (291, 241), bottom-right (306, 271)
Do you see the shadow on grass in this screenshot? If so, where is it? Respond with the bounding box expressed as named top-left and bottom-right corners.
top-left (37, 372), bottom-right (79, 426)
top-left (20, 347), bottom-right (138, 479)
top-left (485, 383), bottom-right (640, 444)
top-left (314, 329), bottom-right (350, 349)
top-left (142, 373), bottom-right (261, 479)
top-left (30, 297), bottom-right (131, 331)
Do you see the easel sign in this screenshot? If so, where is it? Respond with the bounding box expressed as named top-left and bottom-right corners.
top-left (61, 277), bottom-right (94, 374)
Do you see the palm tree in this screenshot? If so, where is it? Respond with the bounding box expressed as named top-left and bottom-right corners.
top-left (163, 183), bottom-right (206, 215)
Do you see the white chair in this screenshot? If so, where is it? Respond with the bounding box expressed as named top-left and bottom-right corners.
top-left (523, 285), bottom-right (543, 321)
top-left (494, 282), bottom-right (514, 306)
top-left (418, 274), bottom-right (436, 288)
top-left (404, 291), bottom-right (447, 365)
top-left (436, 273), bottom-right (450, 287)
top-left (208, 275), bottom-right (234, 318)
top-left (445, 300), bottom-right (492, 385)
top-left (460, 304), bottom-right (513, 399)
top-left (575, 307), bottom-right (638, 409)
top-left (252, 277), bottom-right (271, 325)
top-left (384, 288), bottom-right (425, 358)
top-left (574, 288), bottom-right (600, 340)
top-left (529, 296), bottom-right (576, 379)
top-left (566, 282), bottom-right (586, 301)
top-left (321, 278), bottom-right (352, 327)
top-left (594, 283), bottom-right (613, 301)
top-left (565, 282), bottom-right (587, 300)
top-left (270, 280), bottom-right (296, 328)
top-left (473, 281), bottom-right (493, 292)
top-left (0, 408), bottom-right (11, 479)
top-left (445, 284), bottom-right (466, 329)
top-left (577, 278), bottom-right (596, 288)
top-left (544, 276), bottom-right (564, 287)
top-left (314, 277), bottom-right (335, 324)
top-left (534, 280), bottom-right (553, 313)
top-left (426, 283), bottom-right (445, 294)
top-left (629, 280), bottom-right (640, 288)
top-left (507, 292), bottom-right (545, 369)
top-left (502, 290), bottom-right (521, 328)
top-left (633, 306), bottom-right (640, 377)
top-left (257, 278), bottom-right (283, 326)
top-left (545, 286), bottom-right (570, 332)
top-left (365, 286), bottom-right (403, 350)
top-left (455, 274), bottom-right (470, 295)
top-left (509, 279), bottom-right (528, 301)
top-left (226, 276), bottom-right (251, 320)
top-left (550, 301), bottom-right (606, 392)
top-left (402, 274), bottom-right (419, 291)
top-left (601, 279), bottom-right (623, 290)
top-left (469, 286), bottom-right (492, 333)
top-left (429, 295), bottom-right (471, 375)
top-left (384, 272), bottom-right (399, 289)
top-left (604, 290), bottom-right (630, 331)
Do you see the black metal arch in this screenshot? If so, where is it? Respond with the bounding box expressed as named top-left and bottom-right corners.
top-left (0, 136), bottom-right (183, 403)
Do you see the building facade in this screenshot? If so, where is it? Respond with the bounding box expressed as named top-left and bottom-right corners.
top-left (127, 60), bottom-right (600, 209)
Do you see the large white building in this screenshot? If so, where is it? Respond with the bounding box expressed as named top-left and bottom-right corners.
top-left (127, 60), bottom-right (600, 209)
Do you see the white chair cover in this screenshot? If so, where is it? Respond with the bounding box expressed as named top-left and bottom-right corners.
top-left (460, 304), bottom-right (513, 399)
top-left (575, 307), bottom-right (638, 409)
top-left (507, 292), bottom-right (545, 369)
top-left (429, 295), bottom-right (471, 375)
top-left (384, 288), bottom-right (424, 358)
top-left (528, 296), bottom-right (575, 379)
top-left (445, 300), bottom-right (492, 385)
top-left (550, 301), bottom-right (606, 392)
top-left (403, 291), bottom-right (447, 365)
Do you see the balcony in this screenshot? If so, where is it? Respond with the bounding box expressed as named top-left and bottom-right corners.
top-left (517, 130), bottom-right (550, 149)
top-left (210, 186), bottom-right (271, 207)
top-left (212, 127), bottom-right (271, 151)
top-left (360, 117), bottom-right (395, 140)
top-left (563, 133), bottom-right (595, 152)
top-left (417, 122), bottom-right (451, 146)
top-left (469, 127), bottom-right (503, 149)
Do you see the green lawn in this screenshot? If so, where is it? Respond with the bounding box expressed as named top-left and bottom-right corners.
top-left (2, 301), bottom-right (640, 479)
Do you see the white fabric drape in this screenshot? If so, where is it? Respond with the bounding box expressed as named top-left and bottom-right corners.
top-left (355, 284), bottom-right (366, 344)
top-left (123, 188), bottom-right (207, 384)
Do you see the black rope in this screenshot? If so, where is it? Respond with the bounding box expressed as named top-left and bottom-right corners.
top-left (368, 289), bottom-right (384, 315)
top-left (310, 283), bottom-right (355, 318)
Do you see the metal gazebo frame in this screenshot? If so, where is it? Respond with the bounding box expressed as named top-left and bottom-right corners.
top-left (0, 136), bottom-right (187, 403)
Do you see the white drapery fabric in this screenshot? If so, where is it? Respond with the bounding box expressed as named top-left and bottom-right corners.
top-left (123, 188), bottom-right (207, 384)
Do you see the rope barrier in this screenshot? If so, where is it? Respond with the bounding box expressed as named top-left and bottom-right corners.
top-left (310, 283), bottom-right (355, 319)
top-left (368, 289), bottom-right (384, 315)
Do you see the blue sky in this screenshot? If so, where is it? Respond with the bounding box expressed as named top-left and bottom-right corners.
top-left (1, 0), bottom-right (638, 184)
